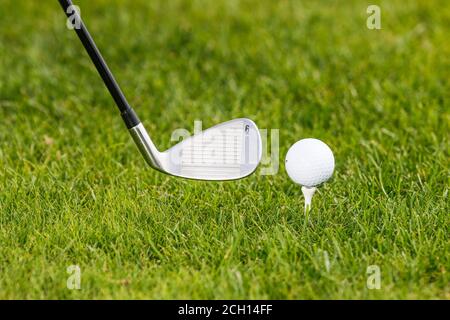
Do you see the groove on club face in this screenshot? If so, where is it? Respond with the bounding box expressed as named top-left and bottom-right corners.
top-left (129, 119), bottom-right (262, 181)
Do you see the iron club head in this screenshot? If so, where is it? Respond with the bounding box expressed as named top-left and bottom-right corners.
top-left (129, 118), bottom-right (262, 181)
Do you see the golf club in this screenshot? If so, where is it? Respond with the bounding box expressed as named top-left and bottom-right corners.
top-left (58, 0), bottom-right (262, 180)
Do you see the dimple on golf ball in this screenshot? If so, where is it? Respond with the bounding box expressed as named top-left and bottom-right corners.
top-left (285, 138), bottom-right (335, 188)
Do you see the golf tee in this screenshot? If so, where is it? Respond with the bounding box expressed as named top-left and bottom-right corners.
top-left (301, 186), bottom-right (317, 213)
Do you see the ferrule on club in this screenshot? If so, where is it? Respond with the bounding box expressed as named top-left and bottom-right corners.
top-left (301, 186), bottom-right (317, 213)
top-left (129, 123), bottom-right (163, 170)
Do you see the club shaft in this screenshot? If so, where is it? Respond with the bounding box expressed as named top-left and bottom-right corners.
top-left (58, 0), bottom-right (139, 128)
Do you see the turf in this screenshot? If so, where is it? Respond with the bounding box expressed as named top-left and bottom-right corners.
top-left (0, 0), bottom-right (448, 299)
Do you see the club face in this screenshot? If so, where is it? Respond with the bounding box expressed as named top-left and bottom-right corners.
top-left (161, 119), bottom-right (262, 180)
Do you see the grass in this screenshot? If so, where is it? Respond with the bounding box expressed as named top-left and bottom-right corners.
top-left (0, 0), bottom-right (448, 299)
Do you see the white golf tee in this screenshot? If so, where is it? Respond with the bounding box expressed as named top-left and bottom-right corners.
top-left (301, 186), bottom-right (317, 213)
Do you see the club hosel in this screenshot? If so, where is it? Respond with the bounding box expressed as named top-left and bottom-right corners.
top-left (128, 123), bottom-right (164, 171)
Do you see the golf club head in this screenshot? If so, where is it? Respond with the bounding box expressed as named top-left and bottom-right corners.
top-left (130, 119), bottom-right (262, 181)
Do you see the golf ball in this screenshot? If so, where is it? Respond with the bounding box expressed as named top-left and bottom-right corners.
top-left (285, 138), bottom-right (335, 187)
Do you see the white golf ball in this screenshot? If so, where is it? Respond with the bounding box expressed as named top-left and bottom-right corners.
top-left (285, 138), bottom-right (335, 187)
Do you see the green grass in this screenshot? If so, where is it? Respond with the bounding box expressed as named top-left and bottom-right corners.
top-left (0, 0), bottom-right (449, 299)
